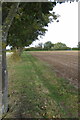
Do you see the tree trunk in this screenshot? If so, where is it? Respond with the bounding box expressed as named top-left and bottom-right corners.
top-left (2, 42), bottom-right (8, 114)
top-left (2, 2), bottom-right (20, 115)
top-left (0, 2), bottom-right (2, 118)
top-left (18, 47), bottom-right (23, 56)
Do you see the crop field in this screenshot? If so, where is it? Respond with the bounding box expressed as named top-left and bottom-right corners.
top-left (30, 51), bottom-right (78, 88)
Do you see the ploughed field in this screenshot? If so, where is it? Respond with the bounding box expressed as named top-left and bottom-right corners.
top-left (30, 51), bottom-right (78, 88)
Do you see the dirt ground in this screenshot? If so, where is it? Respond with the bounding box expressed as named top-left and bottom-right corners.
top-left (30, 51), bottom-right (78, 88)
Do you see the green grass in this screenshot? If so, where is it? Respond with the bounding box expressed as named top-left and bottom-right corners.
top-left (6, 51), bottom-right (78, 118)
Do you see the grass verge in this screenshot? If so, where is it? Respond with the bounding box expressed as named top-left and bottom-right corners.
top-left (5, 51), bottom-right (78, 118)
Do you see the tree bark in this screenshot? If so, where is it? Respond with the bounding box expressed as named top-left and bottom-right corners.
top-left (18, 47), bottom-right (23, 56)
top-left (2, 2), bottom-right (20, 114)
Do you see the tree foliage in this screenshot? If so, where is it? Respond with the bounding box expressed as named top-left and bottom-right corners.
top-left (44, 41), bottom-right (53, 49)
top-left (53, 42), bottom-right (67, 50)
top-left (2, 2), bottom-right (57, 49)
top-left (37, 43), bottom-right (43, 48)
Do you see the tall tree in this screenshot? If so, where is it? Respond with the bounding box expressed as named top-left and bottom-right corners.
top-left (7, 2), bottom-right (57, 54)
top-left (2, 2), bottom-right (20, 114)
top-left (2, 2), bottom-right (57, 114)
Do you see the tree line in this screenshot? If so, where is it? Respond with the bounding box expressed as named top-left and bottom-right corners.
top-left (25, 41), bottom-right (80, 51)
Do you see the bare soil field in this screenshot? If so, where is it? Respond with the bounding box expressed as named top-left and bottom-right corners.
top-left (30, 51), bottom-right (78, 88)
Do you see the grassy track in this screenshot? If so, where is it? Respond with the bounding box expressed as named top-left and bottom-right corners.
top-left (6, 51), bottom-right (78, 118)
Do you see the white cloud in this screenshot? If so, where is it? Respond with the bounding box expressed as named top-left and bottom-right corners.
top-left (30, 2), bottom-right (78, 48)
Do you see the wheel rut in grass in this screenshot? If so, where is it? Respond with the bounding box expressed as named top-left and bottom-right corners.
top-left (6, 52), bottom-right (78, 118)
top-left (28, 53), bottom-right (78, 118)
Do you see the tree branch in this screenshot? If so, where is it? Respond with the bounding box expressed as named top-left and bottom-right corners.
top-left (2, 2), bottom-right (20, 43)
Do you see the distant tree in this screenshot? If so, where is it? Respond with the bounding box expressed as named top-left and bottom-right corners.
top-left (44, 41), bottom-right (53, 49)
top-left (53, 42), bottom-right (68, 50)
top-left (37, 43), bottom-right (43, 49)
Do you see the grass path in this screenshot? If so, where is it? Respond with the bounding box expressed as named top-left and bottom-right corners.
top-left (5, 51), bottom-right (78, 118)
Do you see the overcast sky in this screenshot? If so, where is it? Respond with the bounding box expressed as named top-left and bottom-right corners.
top-left (30, 1), bottom-right (78, 48)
